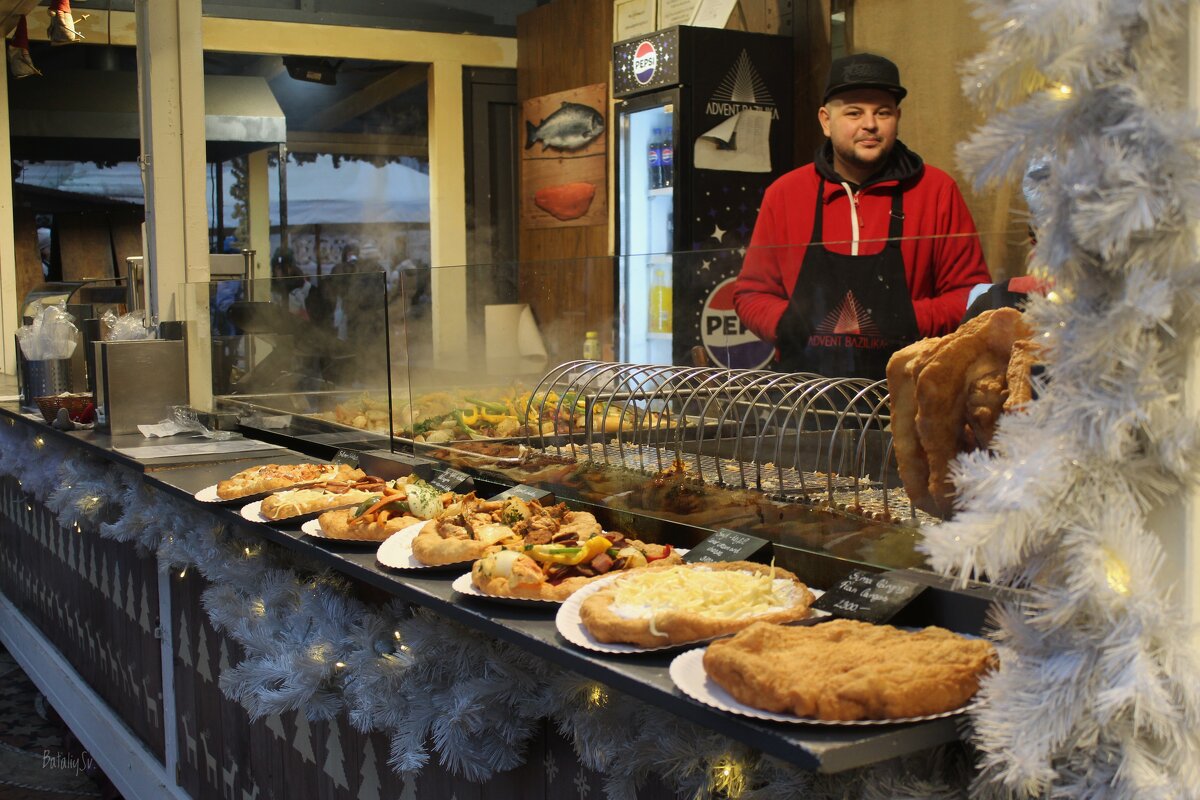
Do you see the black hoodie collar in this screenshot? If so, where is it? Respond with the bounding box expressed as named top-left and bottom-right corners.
top-left (814, 139), bottom-right (924, 192)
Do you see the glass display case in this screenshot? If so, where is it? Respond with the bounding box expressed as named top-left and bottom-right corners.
top-left (181, 224), bottom-right (1031, 584)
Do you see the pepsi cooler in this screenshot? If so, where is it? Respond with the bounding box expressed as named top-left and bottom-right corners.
top-left (613, 26), bottom-right (793, 368)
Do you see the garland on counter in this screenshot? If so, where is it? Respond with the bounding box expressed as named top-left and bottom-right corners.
top-left (0, 421), bottom-right (977, 797)
top-left (924, 0), bottom-right (1200, 796)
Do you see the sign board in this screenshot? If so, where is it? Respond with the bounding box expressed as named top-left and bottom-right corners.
top-left (615, 0), bottom-right (656, 41)
top-left (658, 0), bottom-right (700, 27)
top-left (489, 484), bottom-right (556, 505)
top-left (683, 528), bottom-right (771, 563)
top-left (810, 570), bottom-right (927, 624)
top-left (430, 468), bottom-right (473, 494)
top-left (332, 449), bottom-right (360, 469)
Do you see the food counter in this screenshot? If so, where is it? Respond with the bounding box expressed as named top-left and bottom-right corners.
top-left (0, 388), bottom-right (1000, 799)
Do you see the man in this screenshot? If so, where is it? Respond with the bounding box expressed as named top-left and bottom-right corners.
top-left (733, 53), bottom-right (991, 379)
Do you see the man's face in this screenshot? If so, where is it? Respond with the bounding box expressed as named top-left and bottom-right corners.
top-left (818, 89), bottom-right (901, 177)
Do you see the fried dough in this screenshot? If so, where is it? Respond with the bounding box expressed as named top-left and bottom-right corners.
top-left (1004, 338), bottom-right (1042, 412)
top-left (886, 338), bottom-right (942, 515)
top-left (913, 308), bottom-right (1031, 516)
top-left (702, 619), bottom-right (997, 720)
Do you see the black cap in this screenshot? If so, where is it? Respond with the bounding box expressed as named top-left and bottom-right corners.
top-left (823, 53), bottom-right (907, 104)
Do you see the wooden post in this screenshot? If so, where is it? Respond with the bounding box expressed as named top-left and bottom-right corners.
top-left (134, 0), bottom-right (213, 408)
top-left (428, 60), bottom-right (470, 368)
top-left (0, 67), bottom-right (15, 375)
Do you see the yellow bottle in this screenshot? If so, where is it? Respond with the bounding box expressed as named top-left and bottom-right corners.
top-left (648, 268), bottom-right (672, 334)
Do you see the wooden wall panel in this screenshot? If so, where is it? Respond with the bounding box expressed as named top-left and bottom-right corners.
top-left (516, 0), bottom-right (615, 361)
top-left (57, 212), bottom-right (117, 282)
top-left (13, 210), bottom-right (43, 321)
top-left (792, 0), bottom-right (833, 166)
top-left (848, 0), bottom-right (1027, 279)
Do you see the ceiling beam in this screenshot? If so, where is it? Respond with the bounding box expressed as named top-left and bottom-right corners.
top-left (302, 63), bottom-right (428, 131)
top-left (25, 11), bottom-right (517, 69)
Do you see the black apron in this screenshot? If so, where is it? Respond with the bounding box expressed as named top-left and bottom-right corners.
top-left (775, 179), bottom-right (919, 379)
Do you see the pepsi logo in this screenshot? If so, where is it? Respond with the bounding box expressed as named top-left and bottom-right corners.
top-left (633, 41), bottom-right (657, 85)
top-left (700, 278), bottom-right (774, 370)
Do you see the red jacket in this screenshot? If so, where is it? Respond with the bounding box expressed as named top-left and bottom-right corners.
top-left (733, 142), bottom-right (991, 342)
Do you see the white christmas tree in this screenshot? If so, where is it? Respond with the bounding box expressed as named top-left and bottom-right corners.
top-left (357, 739), bottom-right (381, 800)
top-left (219, 638), bottom-right (231, 676)
top-left (139, 582), bottom-right (152, 635)
top-left (112, 560), bottom-right (122, 610)
top-left (399, 774), bottom-right (416, 800)
top-left (177, 607), bottom-right (193, 667)
top-left (125, 572), bottom-right (136, 621)
top-left (265, 713), bottom-right (286, 741)
top-left (293, 713), bottom-right (315, 764)
top-left (323, 722), bottom-right (349, 789)
top-left (196, 622), bottom-right (212, 683)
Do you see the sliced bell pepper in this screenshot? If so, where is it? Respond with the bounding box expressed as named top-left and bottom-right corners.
top-left (526, 535), bottom-right (612, 565)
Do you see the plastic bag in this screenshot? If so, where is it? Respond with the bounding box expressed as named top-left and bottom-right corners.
top-left (17, 303), bottom-right (78, 360)
top-left (101, 309), bottom-right (155, 341)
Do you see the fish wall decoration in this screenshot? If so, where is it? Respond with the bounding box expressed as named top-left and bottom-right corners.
top-left (525, 101), bottom-right (605, 152)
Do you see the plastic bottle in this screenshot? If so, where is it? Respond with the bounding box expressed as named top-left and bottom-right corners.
top-left (660, 127), bottom-right (673, 188)
top-left (648, 268), bottom-right (673, 333)
top-left (648, 128), bottom-right (663, 190)
top-left (582, 331), bottom-right (601, 360)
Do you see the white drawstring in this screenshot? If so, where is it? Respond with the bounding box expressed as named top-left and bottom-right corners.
top-left (841, 181), bottom-right (859, 256)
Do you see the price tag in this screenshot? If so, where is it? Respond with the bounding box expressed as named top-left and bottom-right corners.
top-left (332, 449), bottom-right (360, 468)
top-left (810, 570), bottom-right (927, 624)
top-left (489, 484), bottom-right (555, 505)
top-left (430, 468), bottom-right (472, 494)
top-left (683, 528), bottom-right (771, 564)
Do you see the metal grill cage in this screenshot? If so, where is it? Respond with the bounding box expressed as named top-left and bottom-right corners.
top-left (522, 360), bottom-right (923, 522)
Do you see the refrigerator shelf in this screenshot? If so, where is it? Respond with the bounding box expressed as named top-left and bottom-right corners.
top-left (648, 187), bottom-right (674, 198)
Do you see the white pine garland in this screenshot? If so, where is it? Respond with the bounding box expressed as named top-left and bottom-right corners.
top-left (0, 421), bottom-right (973, 796)
top-left (927, 0), bottom-right (1200, 796)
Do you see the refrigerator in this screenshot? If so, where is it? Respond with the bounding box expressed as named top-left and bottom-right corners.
top-left (613, 26), bottom-right (793, 368)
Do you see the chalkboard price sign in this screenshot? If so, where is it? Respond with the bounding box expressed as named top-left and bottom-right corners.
top-left (489, 485), bottom-right (555, 505)
top-left (683, 528), bottom-right (771, 564)
top-left (332, 449), bottom-right (361, 468)
top-left (810, 570), bottom-right (927, 624)
top-left (431, 468), bottom-right (472, 494)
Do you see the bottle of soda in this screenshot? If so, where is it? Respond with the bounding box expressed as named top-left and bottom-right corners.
top-left (648, 127), bottom-right (663, 190)
top-left (660, 127), bottom-right (673, 188)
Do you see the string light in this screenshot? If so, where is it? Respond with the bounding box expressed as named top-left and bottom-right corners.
top-left (179, 568), bottom-right (188, 578)
top-left (251, 600), bottom-right (266, 617)
top-left (335, 661), bottom-right (346, 669)
top-left (586, 684), bottom-right (608, 709)
top-left (1103, 549), bottom-right (1131, 597)
top-left (1057, 83), bottom-right (1073, 96)
top-left (32, 436), bottom-right (44, 449)
top-left (710, 756), bottom-right (747, 798)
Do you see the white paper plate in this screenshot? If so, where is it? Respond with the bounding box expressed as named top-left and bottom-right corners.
top-left (239, 500), bottom-right (271, 523)
top-left (298, 517), bottom-right (393, 546)
top-left (375, 521), bottom-right (463, 569)
top-left (669, 647), bottom-right (973, 726)
top-left (557, 574), bottom-right (823, 655)
top-left (194, 484), bottom-right (224, 503)
top-left (450, 572), bottom-right (561, 606)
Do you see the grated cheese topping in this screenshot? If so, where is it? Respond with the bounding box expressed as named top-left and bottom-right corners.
top-left (608, 566), bottom-right (801, 623)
